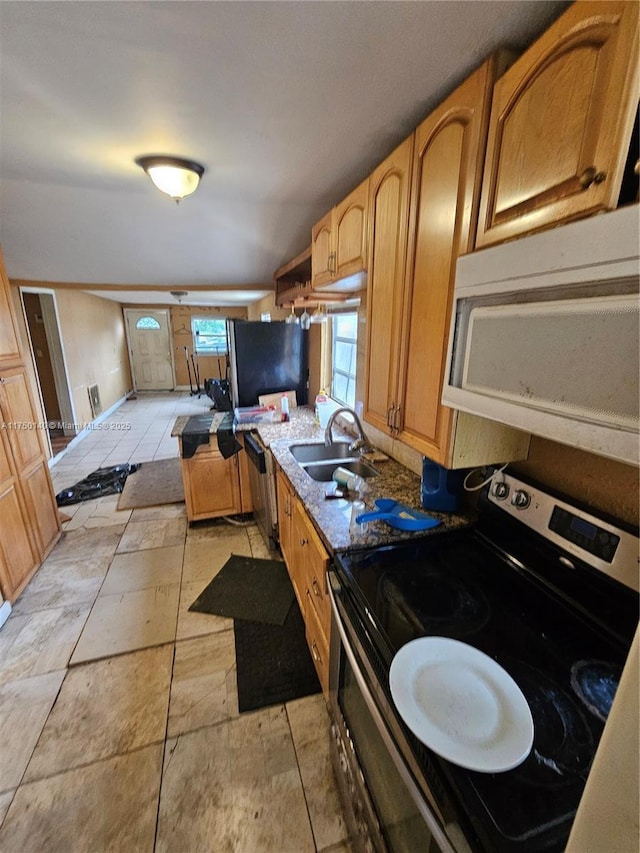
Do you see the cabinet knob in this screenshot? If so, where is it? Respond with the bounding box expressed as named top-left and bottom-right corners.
top-left (579, 167), bottom-right (606, 189)
top-left (299, 537), bottom-right (308, 547)
top-left (310, 642), bottom-right (321, 663)
top-left (312, 578), bottom-right (322, 597)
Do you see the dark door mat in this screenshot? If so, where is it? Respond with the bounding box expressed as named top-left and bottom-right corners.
top-left (189, 554), bottom-right (294, 626)
top-left (234, 600), bottom-right (321, 713)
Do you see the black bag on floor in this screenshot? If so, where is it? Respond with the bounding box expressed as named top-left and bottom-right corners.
top-left (56, 463), bottom-right (140, 506)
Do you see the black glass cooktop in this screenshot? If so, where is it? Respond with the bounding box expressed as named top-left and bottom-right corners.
top-left (334, 528), bottom-right (637, 852)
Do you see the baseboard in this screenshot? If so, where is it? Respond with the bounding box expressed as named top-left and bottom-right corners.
top-left (0, 600), bottom-right (12, 631)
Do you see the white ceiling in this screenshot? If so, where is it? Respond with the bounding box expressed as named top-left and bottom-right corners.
top-left (0, 0), bottom-right (568, 306)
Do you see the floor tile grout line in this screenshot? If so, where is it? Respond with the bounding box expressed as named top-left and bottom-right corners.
top-left (8, 738), bottom-right (171, 790)
top-left (152, 639), bottom-right (178, 853)
top-left (284, 702), bottom-right (321, 853)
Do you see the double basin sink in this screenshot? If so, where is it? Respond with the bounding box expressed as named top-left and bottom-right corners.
top-left (289, 441), bottom-right (379, 482)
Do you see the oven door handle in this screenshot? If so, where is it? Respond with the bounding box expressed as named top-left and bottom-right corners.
top-left (327, 572), bottom-right (458, 853)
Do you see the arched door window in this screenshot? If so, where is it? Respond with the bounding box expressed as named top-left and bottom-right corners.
top-left (135, 316), bottom-right (161, 330)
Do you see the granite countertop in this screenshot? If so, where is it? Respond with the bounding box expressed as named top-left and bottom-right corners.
top-left (258, 409), bottom-right (474, 554)
top-left (171, 405), bottom-right (474, 552)
top-left (171, 412), bottom-right (229, 438)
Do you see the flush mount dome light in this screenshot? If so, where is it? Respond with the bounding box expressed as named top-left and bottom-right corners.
top-left (135, 155), bottom-right (205, 202)
top-left (170, 291), bottom-right (189, 303)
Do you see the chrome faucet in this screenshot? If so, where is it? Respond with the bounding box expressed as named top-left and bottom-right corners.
top-left (325, 406), bottom-right (373, 454)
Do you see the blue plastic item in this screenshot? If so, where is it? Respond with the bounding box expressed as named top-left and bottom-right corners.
top-left (355, 499), bottom-right (441, 531)
top-left (421, 458), bottom-right (465, 512)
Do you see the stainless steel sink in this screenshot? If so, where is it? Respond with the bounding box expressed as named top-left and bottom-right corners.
top-left (289, 442), bottom-right (379, 482)
top-left (289, 441), bottom-right (354, 464)
top-left (303, 459), bottom-right (379, 482)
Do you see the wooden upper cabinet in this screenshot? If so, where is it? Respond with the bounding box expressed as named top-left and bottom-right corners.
top-left (363, 135), bottom-right (413, 436)
top-left (0, 248), bottom-right (21, 367)
top-left (333, 179), bottom-right (368, 280)
top-left (396, 58), bottom-right (496, 461)
top-left (476, 1), bottom-right (639, 248)
top-left (364, 58), bottom-right (530, 468)
top-left (310, 210), bottom-right (334, 289)
top-left (311, 178), bottom-right (368, 292)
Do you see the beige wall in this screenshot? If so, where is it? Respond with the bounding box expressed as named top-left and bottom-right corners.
top-left (247, 292), bottom-right (289, 322)
top-left (53, 290), bottom-right (132, 427)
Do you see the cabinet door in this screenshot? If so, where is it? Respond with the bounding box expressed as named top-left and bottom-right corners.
top-left (276, 468), bottom-right (294, 568)
top-left (311, 209), bottom-right (334, 288)
top-left (290, 496), bottom-right (315, 613)
top-left (397, 59), bottom-right (495, 463)
top-left (0, 248), bottom-right (22, 367)
top-left (20, 459), bottom-right (61, 559)
top-left (334, 179), bottom-right (368, 280)
top-left (477, 1), bottom-right (639, 248)
top-left (181, 448), bottom-right (241, 521)
top-left (0, 432), bottom-right (38, 601)
top-left (0, 367), bottom-right (45, 470)
top-left (363, 135), bottom-right (413, 435)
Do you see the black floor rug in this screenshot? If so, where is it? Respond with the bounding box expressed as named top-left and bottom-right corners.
top-left (189, 554), bottom-right (294, 626)
top-left (234, 599), bottom-right (321, 713)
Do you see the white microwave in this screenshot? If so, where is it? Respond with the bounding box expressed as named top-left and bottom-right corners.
top-left (442, 206), bottom-right (640, 466)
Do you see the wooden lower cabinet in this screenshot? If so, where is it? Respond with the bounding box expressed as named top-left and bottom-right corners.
top-left (276, 468), bottom-right (294, 567)
top-left (21, 460), bottom-right (60, 558)
top-left (180, 441), bottom-right (244, 522)
top-left (277, 468), bottom-right (331, 696)
top-left (0, 478), bottom-right (38, 601)
top-left (0, 371), bottom-right (60, 603)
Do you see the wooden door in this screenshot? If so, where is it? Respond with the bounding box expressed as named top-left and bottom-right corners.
top-left (0, 248), bottom-right (22, 367)
top-left (363, 135), bottom-right (413, 435)
top-left (477, 1), bottom-right (639, 248)
top-left (311, 209), bottom-right (334, 288)
top-left (125, 309), bottom-right (175, 391)
top-left (397, 58), bottom-right (496, 463)
top-left (334, 179), bottom-right (368, 279)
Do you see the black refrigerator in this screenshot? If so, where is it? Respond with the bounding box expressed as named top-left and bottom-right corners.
top-left (227, 320), bottom-right (308, 408)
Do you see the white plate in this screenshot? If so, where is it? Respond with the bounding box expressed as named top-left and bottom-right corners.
top-left (389, 637), bottom-right (534, 773)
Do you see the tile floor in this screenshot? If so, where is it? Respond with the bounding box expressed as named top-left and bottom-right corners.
top-left (0, 392), bottom-right (350, 852)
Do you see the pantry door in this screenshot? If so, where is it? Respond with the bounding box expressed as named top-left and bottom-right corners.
top-left (124, 309), bottom-right (175, 391)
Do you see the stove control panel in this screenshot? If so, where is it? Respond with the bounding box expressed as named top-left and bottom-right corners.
top-left (549, 506), bottom-right (620, 563)
top-left (487, 473), bottom-right (639, 592)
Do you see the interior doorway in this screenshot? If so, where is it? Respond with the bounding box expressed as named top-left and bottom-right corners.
top-left (20, 289), bottom-right (77, 456)
top-left (124, 309), bottom-right (175, 391)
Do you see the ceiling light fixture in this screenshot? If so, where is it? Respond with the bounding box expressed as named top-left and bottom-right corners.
top-left (170, 290), bottom-right (189, 303)
top-left (135, 155), bottom-right (205, 203)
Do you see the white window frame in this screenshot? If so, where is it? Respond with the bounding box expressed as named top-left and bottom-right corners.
top-left (191, 316), bottom-right (228, 355)
top-left (330, 310), bottom-right (358, 408)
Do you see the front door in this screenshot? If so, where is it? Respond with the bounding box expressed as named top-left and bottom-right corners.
top-left (124, 309), bottom-right (174, 391)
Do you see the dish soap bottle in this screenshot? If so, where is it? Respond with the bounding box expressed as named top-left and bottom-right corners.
top-left (315, 390), bottom-right (330, 428)
top-left (281, 393), bottom-right (290, 422)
